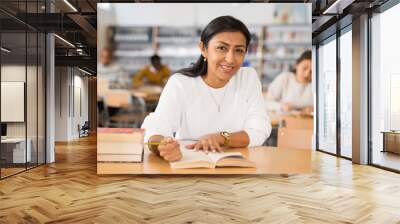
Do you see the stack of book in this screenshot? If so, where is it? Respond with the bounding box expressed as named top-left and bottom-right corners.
top-left (97, 128), bottom-right (144, 163)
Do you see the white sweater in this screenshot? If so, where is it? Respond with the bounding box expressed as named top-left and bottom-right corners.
top-left (265, 72), bottom-right (313, 112)
top-left (141, 67), bottom-right (271, 147)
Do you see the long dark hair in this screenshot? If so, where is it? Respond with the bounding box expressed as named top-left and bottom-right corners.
top-left (177, 16), bottom-right (251, 77)
top-left (291, 50), bottom-right (311, 74)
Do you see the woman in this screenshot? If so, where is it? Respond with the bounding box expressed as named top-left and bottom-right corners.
top-left (142, 16), bottom-right (271, 162)
top-left (265, 50), bottom-right (313, 115)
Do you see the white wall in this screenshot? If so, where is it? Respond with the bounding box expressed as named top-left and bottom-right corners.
top-left (55, 67), bottom-right (89, 141)
top-left (97, 4), bottom-right (117, 54)
top-left (106, 3), bottom-right (311, 27)
top-left (72, 74), bottom-right (89, 138)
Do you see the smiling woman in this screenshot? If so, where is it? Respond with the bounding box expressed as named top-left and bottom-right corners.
top-left (141, 16), bottom-right (271, 162)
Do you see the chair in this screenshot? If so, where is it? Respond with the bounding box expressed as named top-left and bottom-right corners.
top-left (282, 116), bottom-right (313, 130)
top-left (264, 115), bottom-right (314, 147)
top-left (78, 121), bottom-right (90, 138)
top-left (277, 127), bottom-right (313, 150)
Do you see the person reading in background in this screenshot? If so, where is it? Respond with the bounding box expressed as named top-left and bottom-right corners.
top-left (98, 47), bottom-right (130, 87)
top-left (141, 16), bottom-right (271, 162)
top-left (265, 50), bottom-right (313, 115)
top-left (132, 55), bottom-right (171, 88)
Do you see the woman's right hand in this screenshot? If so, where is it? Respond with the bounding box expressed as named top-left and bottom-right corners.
top-left (158, 137), bottom-right (182, 162)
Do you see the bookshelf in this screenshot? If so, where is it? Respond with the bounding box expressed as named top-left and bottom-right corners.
top-left (110, 26), bottom-right (200, 74)
top-left (261, 24), bottom-right (311, 88)
top-left (110, 24), bottom-right (311, 89)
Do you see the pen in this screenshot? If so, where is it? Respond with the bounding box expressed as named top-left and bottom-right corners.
top-left (144, 139), bottom-right (198, 146)
top-left (144, 142), bottom-right (165, 146)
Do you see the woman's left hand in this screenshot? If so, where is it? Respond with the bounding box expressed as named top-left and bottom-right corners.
top-left (186, 133), bottom-right (225, 153)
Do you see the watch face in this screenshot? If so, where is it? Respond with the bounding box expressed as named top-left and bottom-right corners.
top-left (220, 132), bottom-right (228, 146)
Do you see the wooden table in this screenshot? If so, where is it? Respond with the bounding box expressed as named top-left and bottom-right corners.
top-left (97, 146), bottom-right (311, 175)
top-left (268, 111), bottom-right (313, 127)
top-left (1, 138), bottom-right (32, 164)
top-left (131, 85), bottom-right (163, 102)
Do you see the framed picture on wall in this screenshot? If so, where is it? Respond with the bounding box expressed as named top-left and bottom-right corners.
top-left (1, 81), bottom-right (25, 122)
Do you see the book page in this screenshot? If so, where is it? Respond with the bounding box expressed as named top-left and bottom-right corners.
top-left (178, 149), bottom-right (210, 162)
top-left (176, 142), bottom-right (211, 163)
top-left (169, 142), bottom-right (212, 168)
top-left (177, 141), bottom-right (244, 164)
top-left (170, 141), bottom-right (252, 169)
top-left (207, 152), bottom-right (244, 164)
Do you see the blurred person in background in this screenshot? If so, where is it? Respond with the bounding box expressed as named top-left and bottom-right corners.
top-left (132, 55), bottom-right (171, 88)
top-left (265, 50), bottom-right (313, 115)
top-left (98, 47), bottom-right (130, 88)
top-left (97, 47), bottom-right (131, 126)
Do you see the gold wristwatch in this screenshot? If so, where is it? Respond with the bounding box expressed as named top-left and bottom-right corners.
top-left (220, 131), bottom-right (231, 146)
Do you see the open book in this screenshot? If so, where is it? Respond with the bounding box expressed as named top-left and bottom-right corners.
top-left (170, 144), bottom-right (255, 169)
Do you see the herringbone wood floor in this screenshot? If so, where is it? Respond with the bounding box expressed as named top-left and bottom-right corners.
top-left (1, 135), bottom-right (400, 224)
